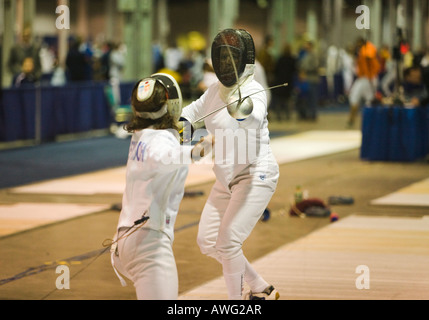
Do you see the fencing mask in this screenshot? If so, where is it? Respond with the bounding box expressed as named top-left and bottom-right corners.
top-left (211, 28), bottom-right (256, 87)
top-left (134, 73), bottom-right (183, 121)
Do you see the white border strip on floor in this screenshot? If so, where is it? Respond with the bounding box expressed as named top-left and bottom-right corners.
top-left (371, 177), bottom-right (429, 207)
top-left (8, 130), bottom-right (361, 195)
top-left (179, 214), bottom-right (429, 300)
top-left (0, 203), bottom-right (110, 236)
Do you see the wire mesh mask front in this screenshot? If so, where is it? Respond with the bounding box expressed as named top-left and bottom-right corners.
top-left (211, 29), bottom-right (252, 87)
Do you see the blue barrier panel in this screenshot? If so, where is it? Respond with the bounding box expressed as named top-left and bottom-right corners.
top-left (39, 86), bottom-right (56, 140)
top-left (360, 106), bottom-right (390, 161)
top-left (360, 106), bottom-right (373, 159)
top-left (411, 106), bottom-right (426, 159)
top-left (401, 108), bottom-right (418, 161)
top-left (373, 106), bottom-right (390, 161)
top-left (119, 82), bottom-right (135, 105)
top-left (93, 83), bottom-right (111, 129)
top-left (389, 107), bottom-right (429, 162)
top-left (0, 96), bottom-right (4, 141)
top-left (77, 85), bottom-right (94, 132)
top-left (2, 86), bottom-right (36, 141)
top-left (422, 106), bottom-right (429, 156)
top-left (361, 105), bottom-right (429, 162)
top-left (0, 82), bottom-right (128, 143)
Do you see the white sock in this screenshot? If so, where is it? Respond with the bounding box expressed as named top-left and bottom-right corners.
top-left (222, 255), bottom-right (245, 300)
top-left (223, 271), bottom-right (244, 300)
top-left (244, 257), bottom-right (269, 293)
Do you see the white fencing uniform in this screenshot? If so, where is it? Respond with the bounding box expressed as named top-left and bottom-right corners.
top-left (181, 68), bottom-right (280, 299)
top-left (111, 128), bottom-right (192, 300)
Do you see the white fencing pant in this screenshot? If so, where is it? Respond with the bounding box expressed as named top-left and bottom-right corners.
top-left (197, 168), bottom-right (278, 299)
top-left (112, 228), bottom-right (178, 300)
top-left (349, 77), bottom-right (377, 106)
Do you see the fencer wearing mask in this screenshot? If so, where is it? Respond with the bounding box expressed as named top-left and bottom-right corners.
top-left (181, 29), bottom-right (280, 300)
top-left (110, 73), bottom-right (214, 300)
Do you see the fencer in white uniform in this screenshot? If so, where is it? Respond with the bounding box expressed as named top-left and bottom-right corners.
top-left (181, 29), bottom-right (280, 300)
top-left (110, 73), bottom-right (213, 300)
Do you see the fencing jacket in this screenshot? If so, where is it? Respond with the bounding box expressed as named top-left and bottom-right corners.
top-left (116, 128), bottom-right (192, 242)
top-left (181, 68), bottom-right (276, 190)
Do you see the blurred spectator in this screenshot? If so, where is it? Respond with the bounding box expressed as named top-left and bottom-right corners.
top-left (190, 49), bottom-right (206, 90)
top-left (270, 44), bottom-right (297, 121)
top-left (381, 47), bottom-right (397, 97)
top-left (165, 42), bottom-right (184, 72)
top-left (257, 35), bottom-right (276, 86)
top-left (347, 38), bottom-right (380, 127)
top-left (66, 38), bottom-right (88, 82)
top-left (12, 57), bottom-right (37, 87)
top-left (39, 43), bottom-right (56, 77)
top-left (420, 50), bottom-right (429, 106)
top-left (419, 65), bottom-right (429, 106)
top-left (109, 42), bottom-right (126, 83)
top-left (403, 66), bottom-right (424, 100)
top-left (340, 44), bottom-right (356, 96)
top-left (403, 47), bottom-right (414, 70)
top-left (7, 25), bottom-right (42, 85)
top-left (109, 42), bottom-right (126, 105)
top-left (79, 39), bottom-right (94, 81)
top-left (407, 63), bottom-right (429, 107)
top-left (378, 44), bottom-right (391, 75)
top-left (177, 60), bottom-right (193, 99)
top-left (326, 45), bottom-right (341, 100)
top-left (420, 50), bottom-right (429, 68)
top-left (153, 43), bottom-right (165, 73)
top-left (100, 41), bottom-right (113, 81)
top-left (50, 58), bottom-right (67, 87)
top-left (197, 59), bottom-right (217, 93)
top-left (297, 41), bottom-right (320, 121)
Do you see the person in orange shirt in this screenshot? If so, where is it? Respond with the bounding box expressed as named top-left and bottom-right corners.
top-left (347, 38), bottom-right (381, 127)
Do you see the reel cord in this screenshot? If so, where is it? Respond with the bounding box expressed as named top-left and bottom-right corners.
top-left (102, 215), bottom-right (149, 248)
top-left (40, 214), bottom-right (149, 300)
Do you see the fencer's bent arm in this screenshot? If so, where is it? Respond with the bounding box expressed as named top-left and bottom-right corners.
top-left (231, 82), bottom-right (288, 127)
top-left (235, 87), bottom-right (267, 130)
top-left (144, 132), bottom-right (193, 172)
top-left (193, 83), bottom-right (287, 123)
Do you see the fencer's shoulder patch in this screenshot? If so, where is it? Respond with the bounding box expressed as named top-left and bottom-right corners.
top-left (137, 79), bottom-right (156, 102)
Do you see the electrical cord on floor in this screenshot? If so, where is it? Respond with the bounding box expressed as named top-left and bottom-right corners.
top-left (40, 213), bottom-right (149, 300)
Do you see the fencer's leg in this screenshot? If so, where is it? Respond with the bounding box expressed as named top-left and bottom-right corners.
top-left (244, 256), bottom-right (269, 293)
top-left (134, 260), bottom-right (178, 300)
top-left (119, 229), bottom-right (178, 300)
top-left (221, 255), bottom-right (270, 300)
top-left (197, 181), bottom-right (230, 262)
top-left (348, 104), bottom-right (359, 127)
top-left (347, 78), bottom-right (368, 127)
top-left (197, 200), bottom-right (222, 262)
top-left (222, 254), bottom-right (246, 300)
top-left (216, 179), bottom-right (276, 299)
